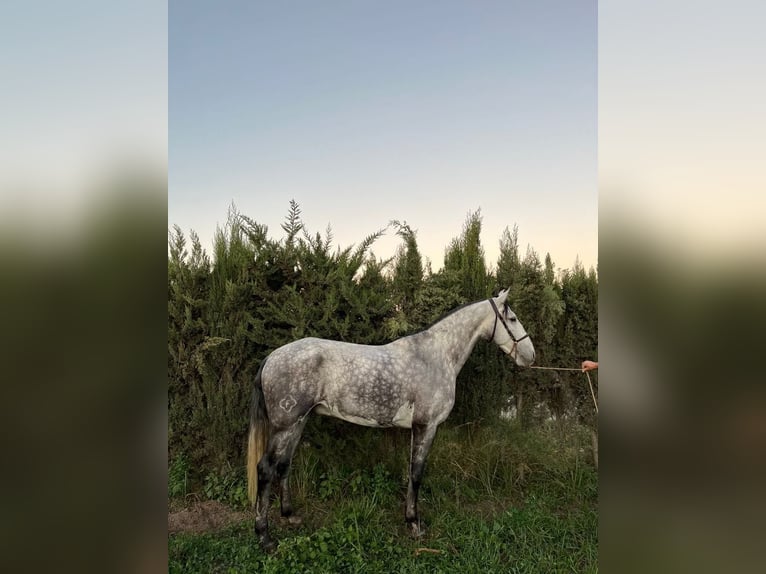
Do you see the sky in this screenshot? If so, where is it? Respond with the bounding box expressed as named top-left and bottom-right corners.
top-left (599, 0), bottom-right (766, 263)
top-left (1, 0), bottom-right (167, 234)
top-left (169, 0), bottom-right (597, 273)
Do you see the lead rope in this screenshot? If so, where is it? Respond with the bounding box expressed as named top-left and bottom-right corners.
top-left (528, 365), bottom-right (598, 414)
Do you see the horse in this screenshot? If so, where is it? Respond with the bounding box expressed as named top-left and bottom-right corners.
top-left (246, 288), bottom-right (535, 551)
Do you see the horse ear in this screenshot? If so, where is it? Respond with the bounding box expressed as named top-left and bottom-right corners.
top-left (497, 288), bottom-right (509, 304)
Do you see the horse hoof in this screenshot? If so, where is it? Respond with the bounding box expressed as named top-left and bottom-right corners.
top-left (286, 514), bottom-right (303, 526)
top-left (408, 521), bottom-right (426, 538)
top-left (260, 535), bottom-right (277, 553)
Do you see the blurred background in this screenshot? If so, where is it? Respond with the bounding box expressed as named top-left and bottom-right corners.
top-left (0, 1), bottom-right (167, 573)
top-left (600, 1), bottom-right (766, 572)
top-left (1, 0), bottom-right (764, 573)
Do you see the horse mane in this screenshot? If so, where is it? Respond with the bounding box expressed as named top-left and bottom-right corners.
top-left (406, 299), bottom-right (484, 337)
top-left (409, 295), bottom-right (511, 336)
top-left (424, 300), bottom-right (474, 329)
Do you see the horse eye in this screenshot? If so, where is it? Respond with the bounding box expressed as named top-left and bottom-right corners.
top-left (509, 316), bottom-right (517, 322)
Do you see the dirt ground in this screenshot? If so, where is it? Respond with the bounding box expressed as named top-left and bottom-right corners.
top-left (168, 500), bottom-right (250, 535)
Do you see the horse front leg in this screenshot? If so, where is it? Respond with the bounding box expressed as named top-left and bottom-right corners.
top-left (405, 422), bottom-right (438, 537)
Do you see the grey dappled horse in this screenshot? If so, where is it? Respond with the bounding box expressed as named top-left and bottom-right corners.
top-left (246, 288), bottom-right (535, 551)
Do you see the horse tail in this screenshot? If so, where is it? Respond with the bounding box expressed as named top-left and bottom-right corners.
top-left (247, 357), bottom-right (270, 507)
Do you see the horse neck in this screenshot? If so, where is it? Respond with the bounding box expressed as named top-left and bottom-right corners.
top-left (427, 301), bottom-right (491, 374)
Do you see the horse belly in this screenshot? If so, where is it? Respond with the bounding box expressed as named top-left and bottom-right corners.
top-left (314, 400), bottom-right (414, 429)
top-left (314, 403), bottom-right (384, 428)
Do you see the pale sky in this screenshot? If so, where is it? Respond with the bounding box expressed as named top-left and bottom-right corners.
top-left (1, 0), bottom-right (167, 232)
top-left (169, 0), bottom-right (597, 273)
top-left (599, 0), bottom-right (766, 262)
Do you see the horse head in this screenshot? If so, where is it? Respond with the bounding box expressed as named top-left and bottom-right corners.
top-left (490, 288), bottom-right (535, 367)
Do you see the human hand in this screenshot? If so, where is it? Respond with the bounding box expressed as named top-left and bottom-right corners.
top-left (581, 360), bottom-right (598, 372)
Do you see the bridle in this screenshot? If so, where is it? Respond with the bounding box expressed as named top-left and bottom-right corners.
top-left (488, 298), bottom-right (529, 355)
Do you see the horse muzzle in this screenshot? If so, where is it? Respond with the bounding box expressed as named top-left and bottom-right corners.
top-left (509, 341), bottom-right (535, 367)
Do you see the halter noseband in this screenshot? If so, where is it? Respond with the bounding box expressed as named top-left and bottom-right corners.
top-left (488, 298), bottom-right (529, 354)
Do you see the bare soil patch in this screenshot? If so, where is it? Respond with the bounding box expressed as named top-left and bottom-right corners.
top-left (168, 500), bottom-right (250, 535)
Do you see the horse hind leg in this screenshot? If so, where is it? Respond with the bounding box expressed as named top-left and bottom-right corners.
top-left (277, 418), bottom-right (308, 526)
top-left (254, 437), bottom-right (278, 552)
top-left (254, 420), bottom-right (308, 551)
top-left (279, 474), bottom-right (302, 525)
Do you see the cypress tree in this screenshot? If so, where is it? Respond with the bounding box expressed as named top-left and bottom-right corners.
top-left (512, 246), bottom-right (565, 428)
top-left (387, 221), bottom-right (424, 337)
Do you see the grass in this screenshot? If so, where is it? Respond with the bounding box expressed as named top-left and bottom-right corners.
top-left (169, 420), bottom-right (598, 573)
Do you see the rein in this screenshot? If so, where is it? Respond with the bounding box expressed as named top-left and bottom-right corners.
top-left (530, 365), bottom-right (599, 414)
